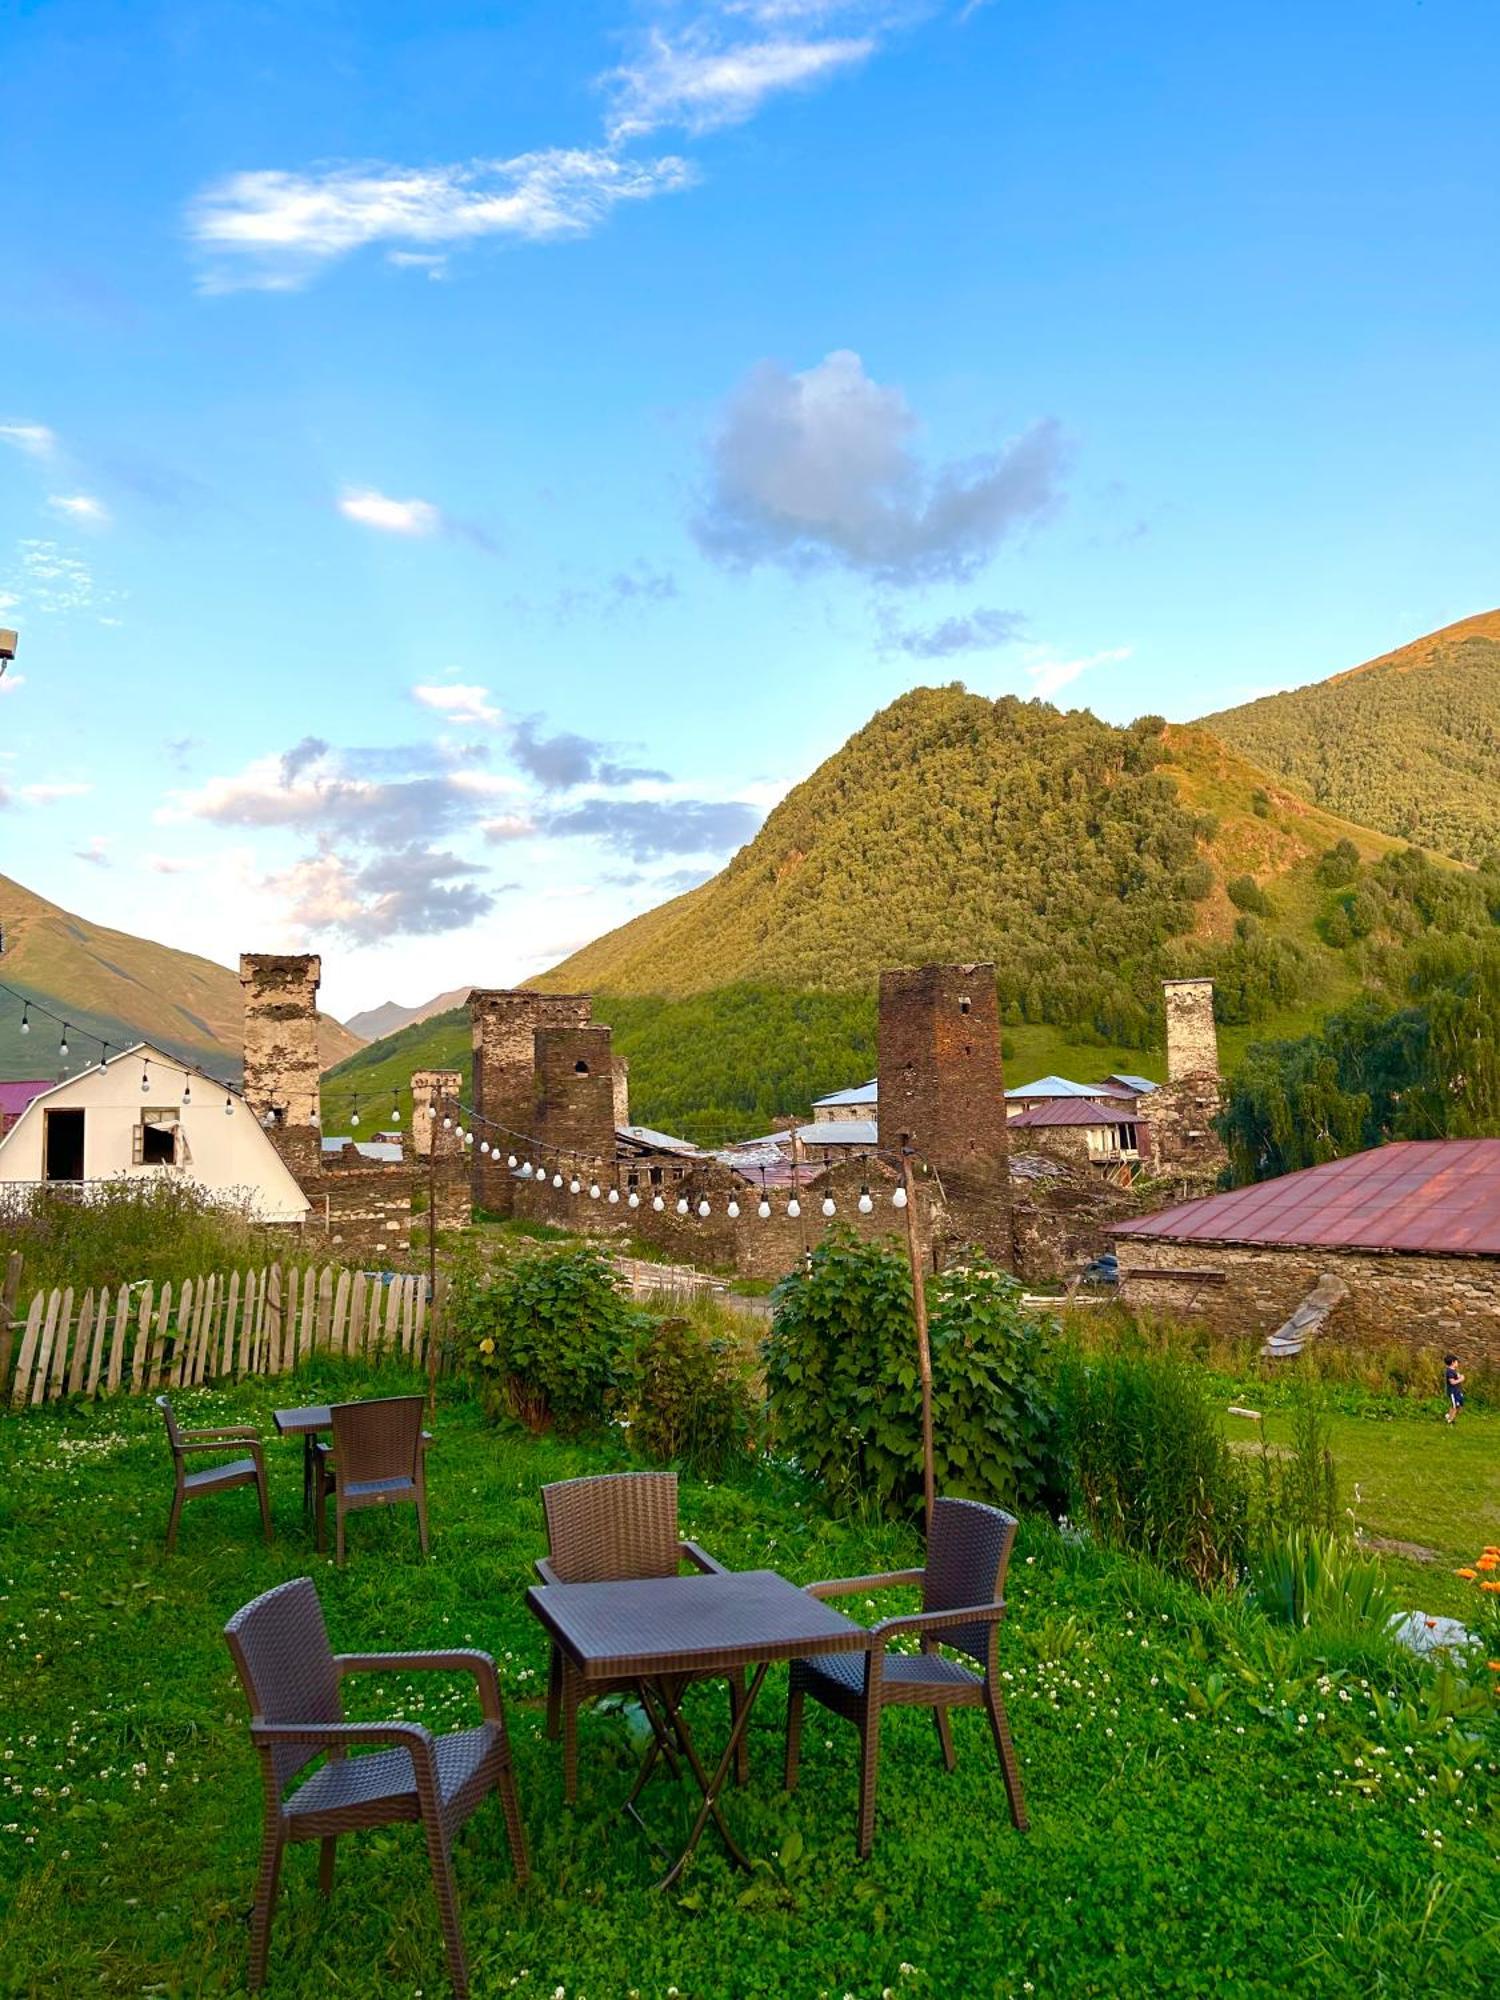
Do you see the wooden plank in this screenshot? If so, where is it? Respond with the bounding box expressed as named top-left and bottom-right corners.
top-left (348, 1271), bottom-right (367, 1363)
top-left (130, 1283), bottom-right (155, 1394)
top-left (85, 1287), bottom-right (112, 1399)
top-left (400, 1276), bottom-right (415, 1360)
top-left (150, 1283), bottom-right (173, 1389)
top-left (47, 1286), bottom-right (77, 1400)
top-left (9, 1293), bottom-right (44, 1409)
top-left (32, 1289), bottom-right (64, 1405)
top-left (183, 1276), bottom-right (206, 1386)
top-left (413, 1281), bottom-right (428, 1372)
top-left (386, 1277), bottom-right (403, 1360)
top-left (200, 1274), bottom-right (221, 1383)
top-left (313, 1266), bottom-right (332, 1351)
top-left (221, 1271), bottom-right (240, 1376)
top-left (282, 1267), bottom-right (300, 1372)
top-left (0, 1250), bottom-right (23, 1398)
top-left (299, 1265), bottom-right (318, 1364)
top-left (364, 1275), bottom-right (382, 1362)
top-left (105, 1285), bottom-right (130, 1394)
top-left (67, 1289), bottom-right (95, 1397)
top-left (330, 1270), bottom-right (351, 1358)
top-left (238, 1271), bottom-right (257, 1377)
top-left (265, 1265), bottom-right (284, 1374)
top-left (171, 1280), bottom-right (195, 1388)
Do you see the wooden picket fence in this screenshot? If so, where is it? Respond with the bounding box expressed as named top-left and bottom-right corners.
top-left (0, 1251), bottom-right (434, 1412)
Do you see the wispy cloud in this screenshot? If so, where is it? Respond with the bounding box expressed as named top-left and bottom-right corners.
top-left (190, 149), bottom-right (694, 292)
top-left (338, 488), bottom-right (442, 536)
top-left (411, 683), bottom-right (503, 727)
top-left (21, 781), bottom-right (93, 804)
top-left (265, 846), bottom-right (496, 944)
top-left (7, 540), bottom-right (103, 615)
top-left (694, 348), bottom-right (1066, 585)
top-left (0, 422), bottom-right (57, 459)
top-left (879, 604), bottom-right (1028, 658)
top-left (0, 674), bottom-right (23, 697)
top-left (74, 836), bottom-right (111, 866)
top-left (1023, 645), bottom-right (1132, 702)
top-left (605, 23), bottom-right (875, 141)
top-left (48, 494), bottom-right (110, 526)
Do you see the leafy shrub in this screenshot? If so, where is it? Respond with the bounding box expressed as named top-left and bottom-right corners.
top-left (3, 1178), bottom-right (275, 1293)
top-left (1250, 1530), bottom-right (1394, 1636)
top-left (454, 1243), bottom-right (647, 1433)
top-left (631, 1317), bottom-right (758, 1474)
top-left (1053, 1344), bottom-right (1248, 1589)
top-left (1251, 787), bottom-right (1272, 819)
top-left (1227, 874), bottom-right (1273, 917)
top-left (1316, 838), bottom-right (1361, 887)
top-left (765, 1231), bottom-right (1057, 1519)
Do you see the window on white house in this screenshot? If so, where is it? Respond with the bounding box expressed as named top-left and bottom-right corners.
top-left (133, 1108), bottom-right (179, 1167)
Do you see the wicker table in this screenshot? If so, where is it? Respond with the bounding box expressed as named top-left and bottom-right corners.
top-left (271, 1404), bottom-right (332, 1514)
top-left (527, 1568), bottom-right (868, 1888)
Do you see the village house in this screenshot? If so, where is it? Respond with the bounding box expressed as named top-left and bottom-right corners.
top-left (0, 1043), bottom-right (310, 1222)
top-left (1005, 1096), bottom-right (1149, 1181)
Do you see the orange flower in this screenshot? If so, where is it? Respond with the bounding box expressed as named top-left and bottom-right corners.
top-left (1482, 1581), bottom-right (1500, 1593)
top-left (1488, 1661), bottom-right (1500, 1672)
top-left (1455, 1568), bottom-right (1477, 1579)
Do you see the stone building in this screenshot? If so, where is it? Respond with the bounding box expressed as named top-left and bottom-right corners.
top-left (1113, 1137), bottom-right (1500, 1363)
top-left (1137, 977), bottom-right (1227, 1184)
top-left (240, 954), bottom-right (324, 1179)
top-left (468, 989), bottom-right (592, 1214)
top-left (1006, 1097), bottom-right (1149, 1180)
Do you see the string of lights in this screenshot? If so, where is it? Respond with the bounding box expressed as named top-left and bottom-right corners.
top-left (1, 977), bottom-right (245, 1117)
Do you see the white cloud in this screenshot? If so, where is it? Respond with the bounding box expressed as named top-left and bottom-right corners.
top-left (48, 494), bottom-right (110, 526)
top-left (0, 423), bottom-right (56, 459)
top-left (74, 836), bottom-right (111, 866)
top-left (0, 674), bottom-right (23, 697)
top-left (190, 148), bottom-right (694, 291)
top-left (606, 25), bottom-right (875, 140)
top-left (338, 488), bottom-right (441, 536)
top-left (694, 349), bottom-right (1066, 584)
top-left (21, 781), bottom-right (93, 804)
top-left (147, 853), bottom-right (200, 875)
top-left (411, 682), bottom-right (502, 727)
top-left (8, 540), bottom-right (100, 614)
top-left (480, 812), bottom-right (537, 843)
top-left (1023, 645), bottom-right (1132, 702)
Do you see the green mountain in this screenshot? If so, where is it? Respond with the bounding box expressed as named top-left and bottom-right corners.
top-left (1198, 609), bottom-right (1500, 865)
top-left (332, 682), bottom-right (1500, 1143)
top-left (0, 871), bottom-right (362, 1084)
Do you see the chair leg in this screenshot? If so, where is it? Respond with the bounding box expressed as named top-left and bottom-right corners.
top-left (856, 1710), bottom-right (882, 1859)
top-left (421, 1818), bottom-right (469, 2000)
top-left (783, 1681), bottom-right (804, 1793)
top-left (415, 1488), bottom-right (430, 1558)
top-left (256, 1466), bottom-right (273, 1546)
top-left (933, 1704), bottom-right (956, 1772)
top-left (165, 1481), bottom-right (184, 1556)
top-left (335, 1500), bottom-right (346, 1568)
top-left (562, 1675), bottom-right (580, 1806)
top-left (728, 1670), bottom-right (750, 1785)
top-left (983, 1679), bottom-right (1029, 1832)
top-left (495, 1758), bottom-right (530, 1884)
top-left (247, 1822), bottom-right (283, 1992)
top-left (315, 1473), bottom-right (327, 1555)
top-left (318, 1836), bottom-right (336, 1897)
top-left (545, 1645), bottom-right (562, 1741)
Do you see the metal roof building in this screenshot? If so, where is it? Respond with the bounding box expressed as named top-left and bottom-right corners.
top-left (1010, 1099), bottom-right (1144, 1130)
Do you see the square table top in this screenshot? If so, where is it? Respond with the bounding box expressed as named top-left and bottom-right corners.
top-left (526, 1568), bottom-right (869, 1682)
top-left (272, 1405), bottom-right (332, 1435)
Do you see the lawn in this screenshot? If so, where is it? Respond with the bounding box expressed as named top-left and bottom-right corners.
top-left (1, 1366), bottom-right (1497, 2000)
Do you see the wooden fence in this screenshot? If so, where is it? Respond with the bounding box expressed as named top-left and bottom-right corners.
top-left (0, 1251), bottom-right (434, 1411)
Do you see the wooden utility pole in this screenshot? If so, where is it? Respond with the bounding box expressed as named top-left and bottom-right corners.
top-left (425, 1102), bottom-right (442, 1415)
top-left (899, 1147), bottom-right (935, 1533)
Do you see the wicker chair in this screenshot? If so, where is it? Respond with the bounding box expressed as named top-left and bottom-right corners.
top-left (156, 1394), bottom-right (271, 1554)
top-left (536, 1470), bottom-right (748, 1802)
top-left (224, 1575), bottom-right (528, 1998)
top-left (784, 1496), bottom-right (1029, 1856)
top-left (314, 1395), bottom-right (430, 1564)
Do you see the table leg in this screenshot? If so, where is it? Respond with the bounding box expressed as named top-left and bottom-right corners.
top-left (651, 1662), bottom-right (769, 1893)
top-left (302, 1434), bottom-right (315, 1516)
top-left (624, 1681), bottom-right (687, 1845)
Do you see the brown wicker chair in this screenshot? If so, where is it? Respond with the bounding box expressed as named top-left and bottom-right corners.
top-left (314, 1395), bottom-right (430, 1564)
top-left (156, 1394), bottom-right (271, 1554)
top-left (784, 1496), bottom-right (1029, 1856)
top-left (224, 1575), bottom-right (528, 1998)
top-left (536, 1470), bottom-right (748, 1802)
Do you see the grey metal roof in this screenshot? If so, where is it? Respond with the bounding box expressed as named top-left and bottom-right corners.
top-left (795, 1119), bottom-right (878, 1147)
top-left (1004, 1075), bottom-right (1098, 1100)
top-left (1103, 1074), bottom-right (1158, 1095)
top-left (617, 1124), bottom-right (703, 1157)
top-left (812, 1079), bottom-right (878, 1108)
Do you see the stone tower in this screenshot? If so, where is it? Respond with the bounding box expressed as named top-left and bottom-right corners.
top-left (410, 1069), bottom-right (463, 1160)
top-left (1143, 977), bottom-right (1227, 1182)
top-left (468, 989), bottom-right (592, 1212)
top-left (1164, 977), bottom-right (1220, 1084)
top-left (239, 953), bottom-right (322, 1180)
top-left (877, 963), bottom-right (1010, 1258)
top-left (534, 1022), bottom-right (618, 1175)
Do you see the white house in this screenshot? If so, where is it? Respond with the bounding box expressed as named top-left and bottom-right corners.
top-left (0, 1043), bottom-right (310, 1223)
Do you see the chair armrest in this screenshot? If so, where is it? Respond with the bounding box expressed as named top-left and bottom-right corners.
top-left (534, 1556), bottom-right (564, 1588)
top-left (179, 1436), bottom-right (263, 1458)
top-left (250, 1719), bottom-right (437, 1772)
top-left (804, 1568), bottom-right (926, 1601)
top-left (335, 1649), bottom-right (504, 1721)
top-left (869, 1600), bottom-right (1005, 1643)
top-left (181, 1425), bottom-right (260, 1442)
top-left (679, 1540), bottom-right (730, 1575)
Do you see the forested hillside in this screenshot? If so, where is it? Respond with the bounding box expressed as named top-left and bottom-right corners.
top-left (1199, 609), bottom-right (1500, 864)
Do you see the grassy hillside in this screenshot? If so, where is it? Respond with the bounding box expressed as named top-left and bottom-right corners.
top-left (1199, 609), bottom-right (1500, 864)
top-left (0, 871), bottom-right (361, 1083)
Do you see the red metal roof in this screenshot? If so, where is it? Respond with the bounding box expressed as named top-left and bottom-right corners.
top-left (1010, 1098), bottom-right (1141, 1129)
top-left (1113, 1140), bottom-right (1500, 1256)
top-left (0, 1080), bottom-right (50, 1120)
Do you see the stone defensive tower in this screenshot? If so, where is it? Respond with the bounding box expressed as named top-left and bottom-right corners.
top-left (877, 963), bottom-right (1010, 1257)
top-left (468, 989), bottom-right (592, 1211)
top-left (239, 953), bottom-right (323, 1179)
top-left (534, 1022), bottom-right (618, 1174)
top-left (1143, 977), bottom-right (1227, 1182)
top-left (1164, 977), bottom-right (1220, 1084)
top-left (410, 1069), bottom-right (463, 1160)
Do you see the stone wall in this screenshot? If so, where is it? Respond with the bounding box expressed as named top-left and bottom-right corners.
top-left (239, 952), bottom-right (323, 1180)
top-left (534, 1023), bottom-right (617, 1169)
top-left (468, 989), bottom-right (591, 1213)
top-left (1117, 1234), bottom-right (1500, 1365)
top-left (1012, 1174), bottom-right (1140, 1283)
top-left (411, 1069), bottom-right (462, 1159)
top-left (308, 1158), bottom-right (413, 1261)
top-left (612, 1057), bottom-right (630, 1128)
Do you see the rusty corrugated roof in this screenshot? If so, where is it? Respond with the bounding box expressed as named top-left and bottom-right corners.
top-left (1113, 1139), bottom-right (1500, 1256)
top-left (1009, 1098), bottom-right (1141, 1129)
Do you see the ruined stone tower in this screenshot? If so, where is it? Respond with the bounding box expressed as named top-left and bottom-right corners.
top-left (534, 1022), bottom-right (618, 1175)
top-left (239, 953), bottom-right (323, 1178)
top-left (877, 963), bottom-right (1010, 1259)
top-left (612, 1055), bottom-right (631, 1129)
top-left (468, 989), bottom-right (592, 1211)
top-left (1143, 977), bottom-right (1227, 1182)
top-left (410, 1069), bottom-right (463, 1160)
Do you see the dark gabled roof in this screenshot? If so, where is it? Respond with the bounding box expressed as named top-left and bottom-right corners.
top-left (1113, 1139), bottom-right (1500, 1257)
top-left (1009, 1098), bottom-right (1141, 1129)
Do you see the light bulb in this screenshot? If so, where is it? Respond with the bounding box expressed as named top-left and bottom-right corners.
top-left (59, 1029), bottom-right (69, 1055)
top-left (628, 1190), bottom-right (640, 1208)
top-left (553, 1172), bottom-right (563, 1189)
top-left (519, 1161), bottom-right (533, 1178)
top-left (569, 1175), bottom-right (581, 1194)
top-left (727, 1198), bottom-right (740, 1219)
top-left (19, 1008), bottom-right (29, 1034)
top-left (350, 1111), bottom-right (360, 1127)
top-left (589, 1181), bottom-right (600, 1199)
top-left (442, 1116), bottom-right (452, 1130)
top-left (787, 1197), bottom-right (801, 1219)
top-left (676, 1195), bottom-right (689, 1215)
top-left (892, 1186), bottom-right (908, 1209)
top-left (392, 1107), bottom-right (402, 1124)
top-left (757, 1197), bottom-right (771, 1220)
top-left (140, 1068), bottom-right (150, 1092)
top-left (858, 1190), bottom-right (874, 1215)
top-left (534, 1161), bottom-right (546, 1179)
top-left (465, 1131), bottom-right (474, 1147)
top-left (607, 1187), bottom-right (620, 1204)
top-left (224, 1095), bottom-right (235, 1116)
top-left (652, 1193), bottom-right (665, 1212)
top-left (182, 1081), bottom-right (192, 1106)
top-left (507, 1152), bottom-right (518, 1168)
top-left (480, 1139), bottom-right (491, 1154)
top-left (697, 1198), bottom-right (710, 1218)
top-left (821, 1196), bottom-right (836, 1217)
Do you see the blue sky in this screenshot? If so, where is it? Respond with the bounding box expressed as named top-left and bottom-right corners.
top-left (2, 0), bottom-right (1497, 1019)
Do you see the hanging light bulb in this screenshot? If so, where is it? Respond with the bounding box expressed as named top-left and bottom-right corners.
top-left (480, 1139), bottom-right (491, 1155)
top-left (675, 1194), bottom-right (689, 1215)
top-left (552, 1171), bottom-right (564, 1189)
top-left (519, 1160), bottom-right (533, 1178)
top-left (350, 1108), bottom-right (360, 1128)
top-left (534, 1159), bottom-right (546, 1179)
top-left (858, 1186), bottom-right (874, 1215)
top-left (507, 1152), bottom-right (518, 1169)
top-left (569, 1173), bottom-right (581, 1195)
top-left (19, 1004), bottom-right (29, 1034)
top-left (223, 1092), bottom-right (235, 1117)
top-left (821, 1194), bottom-right (836, 1217)
top-left (697, 1197), bottom-right (711, 1218)
top-left (59, 1025), bottom-right (69, 1056)
top-left (391, 1095), bottom-right (402, 1125)
top-left (652, 1192), bottom-right (665, 1212)
top-left (607, 1187), bottom-right (620, 1204)
top-left (181, 1077), bottom-right (192, 1107)
top-left (464, 1130), bottom-right (474, 1148)
top-left (892, 1185), bottom-right (908, 1209)
top-left (140, 1060), bottom-right (151, 1092)
top-left (97, 1045), bottom-right (109, 1071)
top-left (628, 1189), bottom-right (640, 1209)
top-left (727, 1197), bottom-right (740, 1219)
top-left (757, 1195), bottom-right (771, 1220)
top-left (589, 1180), bottom-right (600, 1199)
top-left (787, 1196), bottom-right (801, 1219)
top-left (442, 1115), bottom-right (452, 1130)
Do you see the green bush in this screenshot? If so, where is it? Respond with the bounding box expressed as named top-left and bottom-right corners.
top-left (631, 1316), bottom-right (757, 1475)
top-left (1053, 1344), bottom-right (1248, 1589)
top-left (453, 1243), bottom-right (647, 1433)
top-left (765, 1231), bottom-right (1057, 1519)
top-left (1250, 1530), bottom-right (1395, 1637)
top-left (1250, 1386), bottom-right (1339, 1543)
top-left (2, 1178), bottom-right (276, 1293)
top-left (1226, 873), bottom-right (1273, 917)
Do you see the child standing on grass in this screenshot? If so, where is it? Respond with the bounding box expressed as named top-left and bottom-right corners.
top-left (1444, 1352), bottom-right (1465, 1423)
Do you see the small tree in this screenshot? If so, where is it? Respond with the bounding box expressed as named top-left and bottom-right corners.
top-left (454, 1243), bottom-right (647, 1433)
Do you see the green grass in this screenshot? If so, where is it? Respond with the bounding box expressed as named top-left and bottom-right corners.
top-left (3, 1369), bottom-right (1497, 1998)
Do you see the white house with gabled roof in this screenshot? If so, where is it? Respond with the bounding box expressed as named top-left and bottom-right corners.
top-left (0, 1043), bottom-right (310, 1222)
